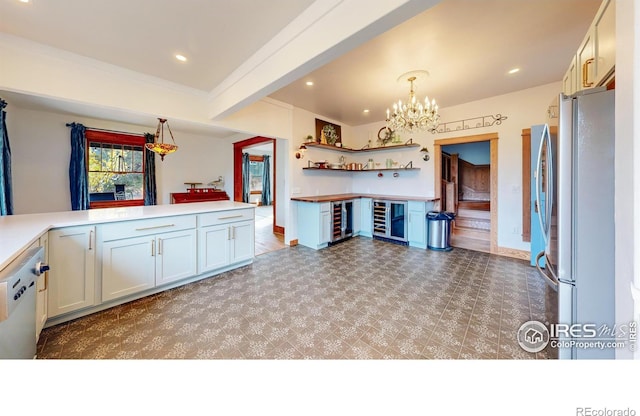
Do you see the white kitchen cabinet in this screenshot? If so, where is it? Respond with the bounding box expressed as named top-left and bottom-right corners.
top-left (198, 219), bottom-right (254, 274)
top-left (47, 226), bottom-right (96, 318)
top-left (408, 201), bottom-right (427, 249)
top-left (360, 198), bottom-right (373, 237)
top-left (352, 198), bottom-right (361, 236)
top-left (562, 55), bottom-right (578, 95)
top-left (297, 202), bottom-right (331, 250)
top-left (229, 220), bottom-right (254, 264)
top-left (593, 0), bottom-right (615, 86)
top-left (568, 0), bottom-right (615, 93)
top-left (102, 235), bottom-right (155, 302)
top-left (155, 229), bottom-right (197, 285)
top-left (577, 26), bottom-right (595, 90)
top-left (101, 219), bottom-right (197, 302)
top-left (35, 234), bottom-right (48, 341)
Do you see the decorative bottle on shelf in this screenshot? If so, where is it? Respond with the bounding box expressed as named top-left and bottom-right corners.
top-left (367, 158), bottom-right (374, 170)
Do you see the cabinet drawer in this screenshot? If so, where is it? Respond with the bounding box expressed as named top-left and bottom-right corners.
top-left (100, 215), bottom-right (196, 241)
top-left (198, 209), bottom-right (254, 227)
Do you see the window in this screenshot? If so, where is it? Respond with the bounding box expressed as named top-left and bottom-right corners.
top-left (249, 155), bottom-right (264, 193)
top-left (86, 130), bottom-right (146, 208)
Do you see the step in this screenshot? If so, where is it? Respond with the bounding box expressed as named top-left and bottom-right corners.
top-left (453, 225), bottom-right (490, 241)
top-left (458, 200), bottom-right (490, 211)
top-left (457, 208), bottom-right (491, 220)
top-left (454, 216), bottom-right (490, 231)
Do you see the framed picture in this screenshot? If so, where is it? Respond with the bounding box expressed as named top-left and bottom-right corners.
top-left (315, 119), bottom-right (341, 146)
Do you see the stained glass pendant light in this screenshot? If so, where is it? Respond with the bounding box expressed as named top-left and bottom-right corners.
top-left (146, 118), bottom-right (178, 161)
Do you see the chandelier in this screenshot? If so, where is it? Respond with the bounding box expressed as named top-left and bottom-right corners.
top-left (386, 70), bottom-right (440, 133)
top-left (146, 118), bottom-right (178, 161)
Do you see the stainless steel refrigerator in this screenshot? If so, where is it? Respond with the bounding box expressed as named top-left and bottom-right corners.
top-left (533, 87), bottom-right (615, 359)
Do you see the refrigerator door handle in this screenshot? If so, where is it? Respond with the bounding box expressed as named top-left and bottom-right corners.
top-left (535, 251), bottom-right (559, 290)
top-left (545, 125), bottom-right (554, 242)
top-left (535, 126), bottom-right (548, 246)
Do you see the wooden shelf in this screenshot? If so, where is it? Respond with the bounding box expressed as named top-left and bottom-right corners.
top-left (304, 142), bottom-right (420, 153)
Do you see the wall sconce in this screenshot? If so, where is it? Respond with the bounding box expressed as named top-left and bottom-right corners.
top-left (420, 146), bottom-right (430, 161)
top-left (295, 144), bottom-right (307, 159)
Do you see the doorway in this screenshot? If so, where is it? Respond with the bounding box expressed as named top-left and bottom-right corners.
top-left (434, 133), bottom-right (498, 253)
top-left (233, 136), bottom-right (285, 256)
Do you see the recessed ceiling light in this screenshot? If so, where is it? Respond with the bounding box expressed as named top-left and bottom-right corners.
top-left (508, 68), bottom-right (520, 74)
top-left (18, 0), bottom-right (30, 3)
top-left (363, 109), bottom-right (370, 113)
top-left (305, 81), bottom-right (314, 86)
top-left (175, 54), bottom-right (187, 62)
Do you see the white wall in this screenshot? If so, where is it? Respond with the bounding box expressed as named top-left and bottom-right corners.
top-left (6, 105), bottom-right (234, 213)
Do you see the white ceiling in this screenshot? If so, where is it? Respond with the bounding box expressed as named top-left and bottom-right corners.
top-left (0, 0), bottom-right (602, 131)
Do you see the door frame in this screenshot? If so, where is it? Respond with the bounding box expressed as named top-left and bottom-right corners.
top-left (233, 136), bottom-right (282, 234)
top-left (434, 132), bottom-right (498, 253)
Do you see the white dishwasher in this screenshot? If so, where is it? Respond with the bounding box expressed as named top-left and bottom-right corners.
top-left (0, 246), bottom-right (49, 359)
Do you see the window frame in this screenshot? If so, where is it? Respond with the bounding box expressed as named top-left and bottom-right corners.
top-left (85, 129), bottom-right (146, 209)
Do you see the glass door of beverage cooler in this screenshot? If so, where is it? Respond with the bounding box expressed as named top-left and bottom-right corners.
top-left (389, 201), bottom-right (407, 241)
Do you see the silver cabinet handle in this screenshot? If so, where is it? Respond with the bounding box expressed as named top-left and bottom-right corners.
top-left (89, 230), bottom-right (93, 250)
top-left (232, 226), bottom-right (236, 240)
top-left (158, 238), bottom-right (163, 255)
top-left (219, 214), bottom-right (243, 220)
top-left (135, 224), bottom-right (175, 231)
top-left (227, 227), bottom-right (231, 240)
top-left (151, 239), bottom-right (155, 256)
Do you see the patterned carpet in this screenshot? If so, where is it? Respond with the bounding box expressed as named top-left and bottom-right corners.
top-left (36, 237), bottom-right (557, 359)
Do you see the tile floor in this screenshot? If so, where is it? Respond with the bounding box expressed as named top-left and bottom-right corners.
top-left (36, 237), bottom-right (557, 359)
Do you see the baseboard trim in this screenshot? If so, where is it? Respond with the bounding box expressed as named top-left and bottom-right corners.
top-left (274, 225), bottom-right (284, 235)
top-left (496, 246), bottom-right (530, 261)
top-left (289, 239), bottom-right (298, 246)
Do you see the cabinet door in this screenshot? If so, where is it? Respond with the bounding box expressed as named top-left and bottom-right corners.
top-left (360, 198), bottom-right (372, 237)
top-left (408, 201), bottom-right (426, 249)
top-left (198, 224), bottom-right (231, 273)
top-left (389, 202), bottom-right (407, 241)
top-left (156, 229), bottom-right (197, 286)
top-left (577, 28), bottom-right (595, 91)
top-left (320, 210), bottom-right (331, 244)
top-left (562, 55), bottom-right (578, 95)
top-left (36, 235), bottom-right (48, 340)
top-left (230, 221), bottom-right (255, 264)
top-left (352, 199), bottom-right (361, 235)
top-left (594, 0), bottom-right (615, 86)
top-left (48, 226), bottom-right (96, 317)
top-left (102, 235), bottom-right (155, 302)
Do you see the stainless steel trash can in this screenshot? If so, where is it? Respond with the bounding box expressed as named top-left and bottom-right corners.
top-left (427, 211), bottom-right (455, 251)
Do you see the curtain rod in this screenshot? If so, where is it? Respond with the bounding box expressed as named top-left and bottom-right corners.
top-left (65, 123), bottom-right (150, 137)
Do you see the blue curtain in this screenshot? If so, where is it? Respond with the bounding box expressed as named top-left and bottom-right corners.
top-left (67, 122), bottom-right (89, 210)
top-left (242, 153), bottom-right (250, 203)
top-left (0, 99), bottom-right (14, 215)
top-left (261, 155), bottom-right (271, 206)
top-left (144, 133), bottom-right (157, 205)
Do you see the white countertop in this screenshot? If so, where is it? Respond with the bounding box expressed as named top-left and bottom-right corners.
top-left (0, 201), bottom-right (254, 271)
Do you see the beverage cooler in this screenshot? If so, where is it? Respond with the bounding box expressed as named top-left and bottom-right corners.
top-left (330, 200), bottom-right (353, 244)
top-left (372, 200), bottom-right (408, 244)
